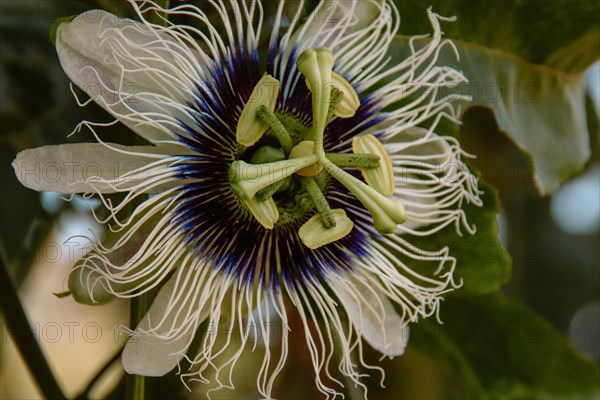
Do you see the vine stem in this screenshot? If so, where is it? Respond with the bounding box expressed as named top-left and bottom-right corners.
top-left (75, 345), bottom-right (124, 399)
top-left (125, 294), bottom-right (148, 400)
top-left (0, 254), bottom-right (66, 400)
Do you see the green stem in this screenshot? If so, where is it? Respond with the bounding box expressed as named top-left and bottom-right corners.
top-left (0, 255), bottom-right (66, 400)
top-left (125, 294), bottom-right (148, 400)
top-left (75, 345), bottom-right (124, 400)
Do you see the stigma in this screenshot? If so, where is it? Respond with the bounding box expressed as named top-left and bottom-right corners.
top-left (230, 47), bottom-right (406, 248)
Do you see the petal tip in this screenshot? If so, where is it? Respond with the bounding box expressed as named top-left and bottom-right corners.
top-left (121, 335), bottom-right (182, 377)
top-left (12, 149), bottom-right (37, 191)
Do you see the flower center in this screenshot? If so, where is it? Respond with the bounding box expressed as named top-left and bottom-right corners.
top-left (229, 47), bottom-right (406, 248)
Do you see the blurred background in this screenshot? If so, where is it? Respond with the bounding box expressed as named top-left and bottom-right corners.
top-left (1, 1), bottom-right (598, 399)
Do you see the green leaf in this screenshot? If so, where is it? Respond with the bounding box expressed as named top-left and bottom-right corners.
top-left (410, 180), bottom-right (511, 296)
top-left (396, 0), bottom-right (600, 71)
top-left (452, 42), bottom-right (592, 195)
top-left (392, 34), bottom-right (593, 194)
top-left (391, 0), bottom-right (598, 194)
top-left (412, 292), bottom-right (600, 399)
top-left (544, 27), bottom-right (600, 73)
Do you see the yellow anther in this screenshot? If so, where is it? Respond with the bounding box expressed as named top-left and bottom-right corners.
top-left (236, 75), bottom-right (280, 147)
top-left (304, 72), bottom-right (359, 119)
top-left (289, 141), bottom-right (323, 177)
top-left (243, 196), bottom-right (279, 229)
top-left (353, 134), bottom-right (395, 197)
top-left (331, 72), bottom-right (360, 118)
top-left (298, 209), bottom-right (354, 249)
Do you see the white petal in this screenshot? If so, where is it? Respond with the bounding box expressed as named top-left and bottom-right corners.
top-left (122, 268), bottom-right (209, 376)
top-left (329, 274), bottom-right (408, 357)
top-left (12, 143), bottom-right (176, 194)
top-left (56, 10), bottom-right (203, 143)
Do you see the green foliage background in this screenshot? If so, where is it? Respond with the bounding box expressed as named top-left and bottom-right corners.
top-left (0, 0), bottom-right (598, 399)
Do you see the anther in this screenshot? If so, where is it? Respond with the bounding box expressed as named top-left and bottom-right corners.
top-left (353, 134), bottom-right (395, 196)
top-left (289, 141), bottom-right (323, 177)
top-left (236, 75), bottom-right (280, 147)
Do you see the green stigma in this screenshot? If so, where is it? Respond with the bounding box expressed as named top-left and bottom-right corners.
top-left (230, 47), bottom-right (406, 248)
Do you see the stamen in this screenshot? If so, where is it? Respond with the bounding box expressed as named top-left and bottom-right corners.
top-left (257, 105), bottom-right (294, 154)
top-left (298, 209), bottom-right (354, 250)
top-left (289, 141), bottom-right (323, 177)
top-left (305, 73), bottom-right (359, 123)
top-left (276, 113), bottom-right (310, 140)
top-left (353, 134), bottom-right (395, 196)
top-left (326, 88), bottom-right (345, 124)
top-left (302, 177), bottom-right (336, 229)
top-left (236, 75), bottom-right (280, 147)
top-left (256, 179), bottom-right (287, 201)
top-left (242, 196), bottom-right (279, 230)
top-left (331, 72), bottom-right (361, 118)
